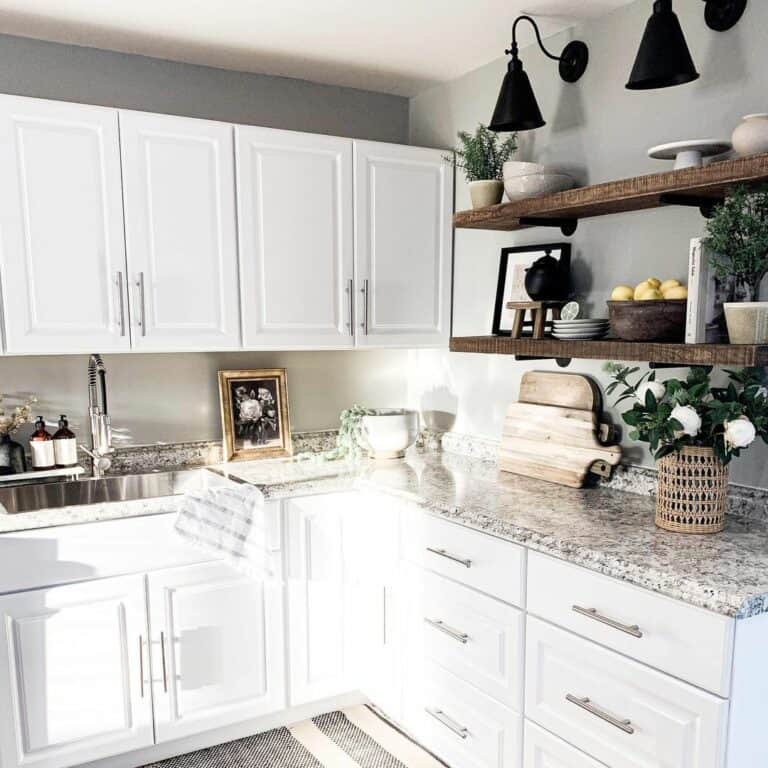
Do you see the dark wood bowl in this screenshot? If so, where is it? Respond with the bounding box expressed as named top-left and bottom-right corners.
top-left (607, 300), bottom-right (687, 342)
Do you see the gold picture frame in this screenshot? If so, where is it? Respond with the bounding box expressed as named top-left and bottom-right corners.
top-left (218, 369), bottom-right (292, 462)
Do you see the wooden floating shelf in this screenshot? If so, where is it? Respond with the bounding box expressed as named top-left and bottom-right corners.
top-left (449, 336), bottom-right (768, 367)
top-left (453, 153), bottom-right (768, 231)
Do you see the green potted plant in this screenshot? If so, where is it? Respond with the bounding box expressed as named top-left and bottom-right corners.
top-left (445, 124), bottom-right (517, 209)
top-left (605, 363), bottom-right (768, 533)
top-left (704, 184), bottom-right (768, 343)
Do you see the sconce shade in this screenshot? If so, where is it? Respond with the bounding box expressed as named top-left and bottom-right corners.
top-left (489, 57), bottom-right (545, 132)
top-left (626, 0), bottom-right (700, 90)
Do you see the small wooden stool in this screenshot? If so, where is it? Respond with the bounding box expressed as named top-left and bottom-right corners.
top-left (507, 301), bottom-right (565, 339)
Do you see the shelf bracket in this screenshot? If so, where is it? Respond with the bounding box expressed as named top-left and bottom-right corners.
top-left (649, 362), bottom-right (714, 373)
top-left (515, 355), bottom-right (572, 368)
top-left (518, 217), bottom-right (578, 236)
top-left (658, 193), bottom-right (723, 219)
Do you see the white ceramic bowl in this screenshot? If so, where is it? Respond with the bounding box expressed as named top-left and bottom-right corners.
top-left (502, 160), bottom-right (549, 178)
top-left (361, 409), bottom-right (419, 459)
top-left (504, 172), bottom-right (574, 202)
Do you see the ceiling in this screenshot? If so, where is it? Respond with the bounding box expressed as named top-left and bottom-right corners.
top-left (0, 0), bottom-right (636, 96)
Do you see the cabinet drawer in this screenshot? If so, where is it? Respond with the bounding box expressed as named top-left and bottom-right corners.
top-left (524, 720), bottom-right (606, 768)
top-left (401, 512), bottom-right (525, 606)
top-left (525, 618), bottom-right (728, 768)
top-left (403, 660), bottom-right (522, 768)
top-left (404, 565), bottom-right (524, 711)
top-left (527, 552), bottom-right (734, 696)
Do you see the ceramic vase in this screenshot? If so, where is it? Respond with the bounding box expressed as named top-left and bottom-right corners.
top-left (468, 180), bottom-right (504, 209)
top-left (732, 114), bottom-right (768, 157)
top-left (724, 302), bottom-right (768, 344)
top-left (0, 434), bottom-right (27, 475)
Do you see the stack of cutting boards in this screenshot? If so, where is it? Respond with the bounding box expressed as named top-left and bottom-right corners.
top-left (499, 371), bottom-right (622, 488)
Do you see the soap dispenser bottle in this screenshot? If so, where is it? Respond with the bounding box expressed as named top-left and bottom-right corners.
top-left (30, 417), bottom-right (55, 471)
top-left (53, 415), bottom-right (78, 468)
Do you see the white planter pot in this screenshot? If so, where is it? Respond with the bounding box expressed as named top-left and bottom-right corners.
top-left (361, 409), bottom-right (419, 459)
top-left (468, 180), bottom-right (504, 209)
top-left (732, 114), bottom-right (768, 157)
top-left (724, 302), bottom-right (768, 344)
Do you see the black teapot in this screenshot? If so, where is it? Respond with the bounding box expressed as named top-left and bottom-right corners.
top-left (525, 251), bottom-right (569, 301)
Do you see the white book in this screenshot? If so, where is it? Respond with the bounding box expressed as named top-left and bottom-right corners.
top-left (685, 238), bottom-right (707, 343)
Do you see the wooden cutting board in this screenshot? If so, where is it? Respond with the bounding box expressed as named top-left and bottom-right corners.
top-left (500, 372), bottom-right (622, 488)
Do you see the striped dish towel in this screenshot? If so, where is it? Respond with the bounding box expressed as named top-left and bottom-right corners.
top-left (175, 484), bottom-right (277, 578)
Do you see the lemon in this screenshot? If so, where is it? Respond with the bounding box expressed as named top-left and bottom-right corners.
top-left (634, 280), bottom-right (653, 299)
top-left (610, 285), bottom-right (634, 301)
top-left (660, 279), bottom-right (681, 294)
top-left (646, 277), bottom-right (662, 289)
top-left (664, 285), bottom-right (688, 300)
top-left (637, 287), bottom-right (664, 300)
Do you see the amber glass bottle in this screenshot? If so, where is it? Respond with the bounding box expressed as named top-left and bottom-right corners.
top-left (30, 417), bottom-right (55, 470)
top-left (53, 415), bottom-right (78, 468)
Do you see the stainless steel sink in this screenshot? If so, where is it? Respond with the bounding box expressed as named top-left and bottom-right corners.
top-left (0, 469), bottom-right (210, 514)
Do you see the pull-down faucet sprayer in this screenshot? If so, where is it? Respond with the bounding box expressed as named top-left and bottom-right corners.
top-left (81, 354), bottom-right (114, 477)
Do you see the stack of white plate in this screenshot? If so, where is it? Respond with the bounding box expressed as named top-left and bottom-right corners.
top-left (551, 318), bottom-right (610, 340)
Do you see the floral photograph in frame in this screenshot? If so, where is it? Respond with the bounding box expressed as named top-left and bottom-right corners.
top-left (218, 369), bottom-right (292, 461)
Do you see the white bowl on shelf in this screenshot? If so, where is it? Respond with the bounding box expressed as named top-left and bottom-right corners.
top-left (503, 173), bottom-right (574, 202)
top-left (502, 160), bottom-right (549, 178)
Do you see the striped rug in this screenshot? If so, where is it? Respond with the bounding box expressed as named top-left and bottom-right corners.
top-left (142, 706), bottom-right (445, 768)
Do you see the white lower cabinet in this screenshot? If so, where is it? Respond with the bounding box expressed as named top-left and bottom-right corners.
top-left (525, 617), bottom-right (729, 768)
top-left (524, 721), bottom-right (607, 768)
top-left (403, 660), bottom-right (522, 768)
top-left (0, 576), bottom-right (153, 768)
top-left (147, 561), bottom-right (285, 743)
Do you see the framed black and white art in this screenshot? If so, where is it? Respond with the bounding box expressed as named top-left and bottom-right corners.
top-left (492, 243), bottom-right (571, 335)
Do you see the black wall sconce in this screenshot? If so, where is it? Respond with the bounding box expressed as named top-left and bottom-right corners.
top-left (626, 0), bottom-right (747, 90)
top-left (489, 15), bottom-right (588, 132)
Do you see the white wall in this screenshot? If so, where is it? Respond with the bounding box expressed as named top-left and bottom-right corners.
top-left (408, 0), bottom-right (768, 487)
top-left (0, 33), bottom-right (413, 447)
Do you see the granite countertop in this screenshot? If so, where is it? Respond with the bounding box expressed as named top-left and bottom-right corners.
top-left (3, 448), bottom-right (768, 619)
top-left (216, 450), bottom-right (768, 620)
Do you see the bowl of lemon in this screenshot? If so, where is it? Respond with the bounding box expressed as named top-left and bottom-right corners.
top-left (607, 278), bottom-right (688, 342)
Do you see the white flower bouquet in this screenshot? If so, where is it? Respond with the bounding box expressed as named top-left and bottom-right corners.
top-left (605, 364), bottom-right (768, 464)
top-left (0, 394), bottom-right (36, 437)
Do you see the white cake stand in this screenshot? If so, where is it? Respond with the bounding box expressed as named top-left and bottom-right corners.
top-left (647, 140), bottom-right (732, 170)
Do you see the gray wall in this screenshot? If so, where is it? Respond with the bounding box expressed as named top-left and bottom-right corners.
top-left (408, 0), bottom-right (768, 487)
top-left (0, 33), bottom-right (412, 446)
top-left (0, 33), bottom-right (408, 141)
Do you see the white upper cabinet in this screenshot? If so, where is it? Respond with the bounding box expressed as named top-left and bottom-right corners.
top-left (0, 95), bottom-right (130, 354)
top-left (0, 575), bottom-right (153, 768)
top-left (236, 127), bottom-right (354, 349)
top-left (120, 111), bottom-right (240, 351)
top-left (354, 141), bottom-right (452, 348)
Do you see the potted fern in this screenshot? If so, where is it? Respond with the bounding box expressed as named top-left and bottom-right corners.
top-left (445, 124), bottom-right (517, 209)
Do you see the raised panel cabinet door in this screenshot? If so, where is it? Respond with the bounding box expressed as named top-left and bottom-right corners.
top-left (236, 126), bottom-right (354, 349)
top-left (147, 560), bottom-right (285, 743)
top-left (354, 141), bottom-right (452, 348)
top-left (285, 495), bottom-right (351, 704)
top-left (0, 95), bottom-right (130, 354)
top-left (0, 575), bottom-right (153, 768)
top-left (120, 111), bottom-right (240, 351)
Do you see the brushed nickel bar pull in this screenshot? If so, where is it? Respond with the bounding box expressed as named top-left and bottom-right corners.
top-left (136, 272), bottom-right (147, 337)
top-left (138, 635), bottom-right (145, 698)
top-left (360, 279), bottom-right (369, 335)
top-left (424, 617), bottom-right (469, 644)
top-left (565, 694), bottom-right (634, 735)
top-left (425, 707), bottom-right (469, 740)
top-left (160, 631), bottom-right (169, 693)
top-left (116, 272), bottom-right (126, 337)
top-left (426, 546), bottom-right (472, 568)
top-left (347, 278), bottom-right (354, 332)
top-left (572, 605), bottom-right (643, 638)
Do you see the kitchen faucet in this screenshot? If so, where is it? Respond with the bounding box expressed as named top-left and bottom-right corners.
top-left (80, 354), bottom-right (114, 477)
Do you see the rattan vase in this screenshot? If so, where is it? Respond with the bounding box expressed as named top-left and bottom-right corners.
top-left (655, 446), bottom-right (729, 534)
